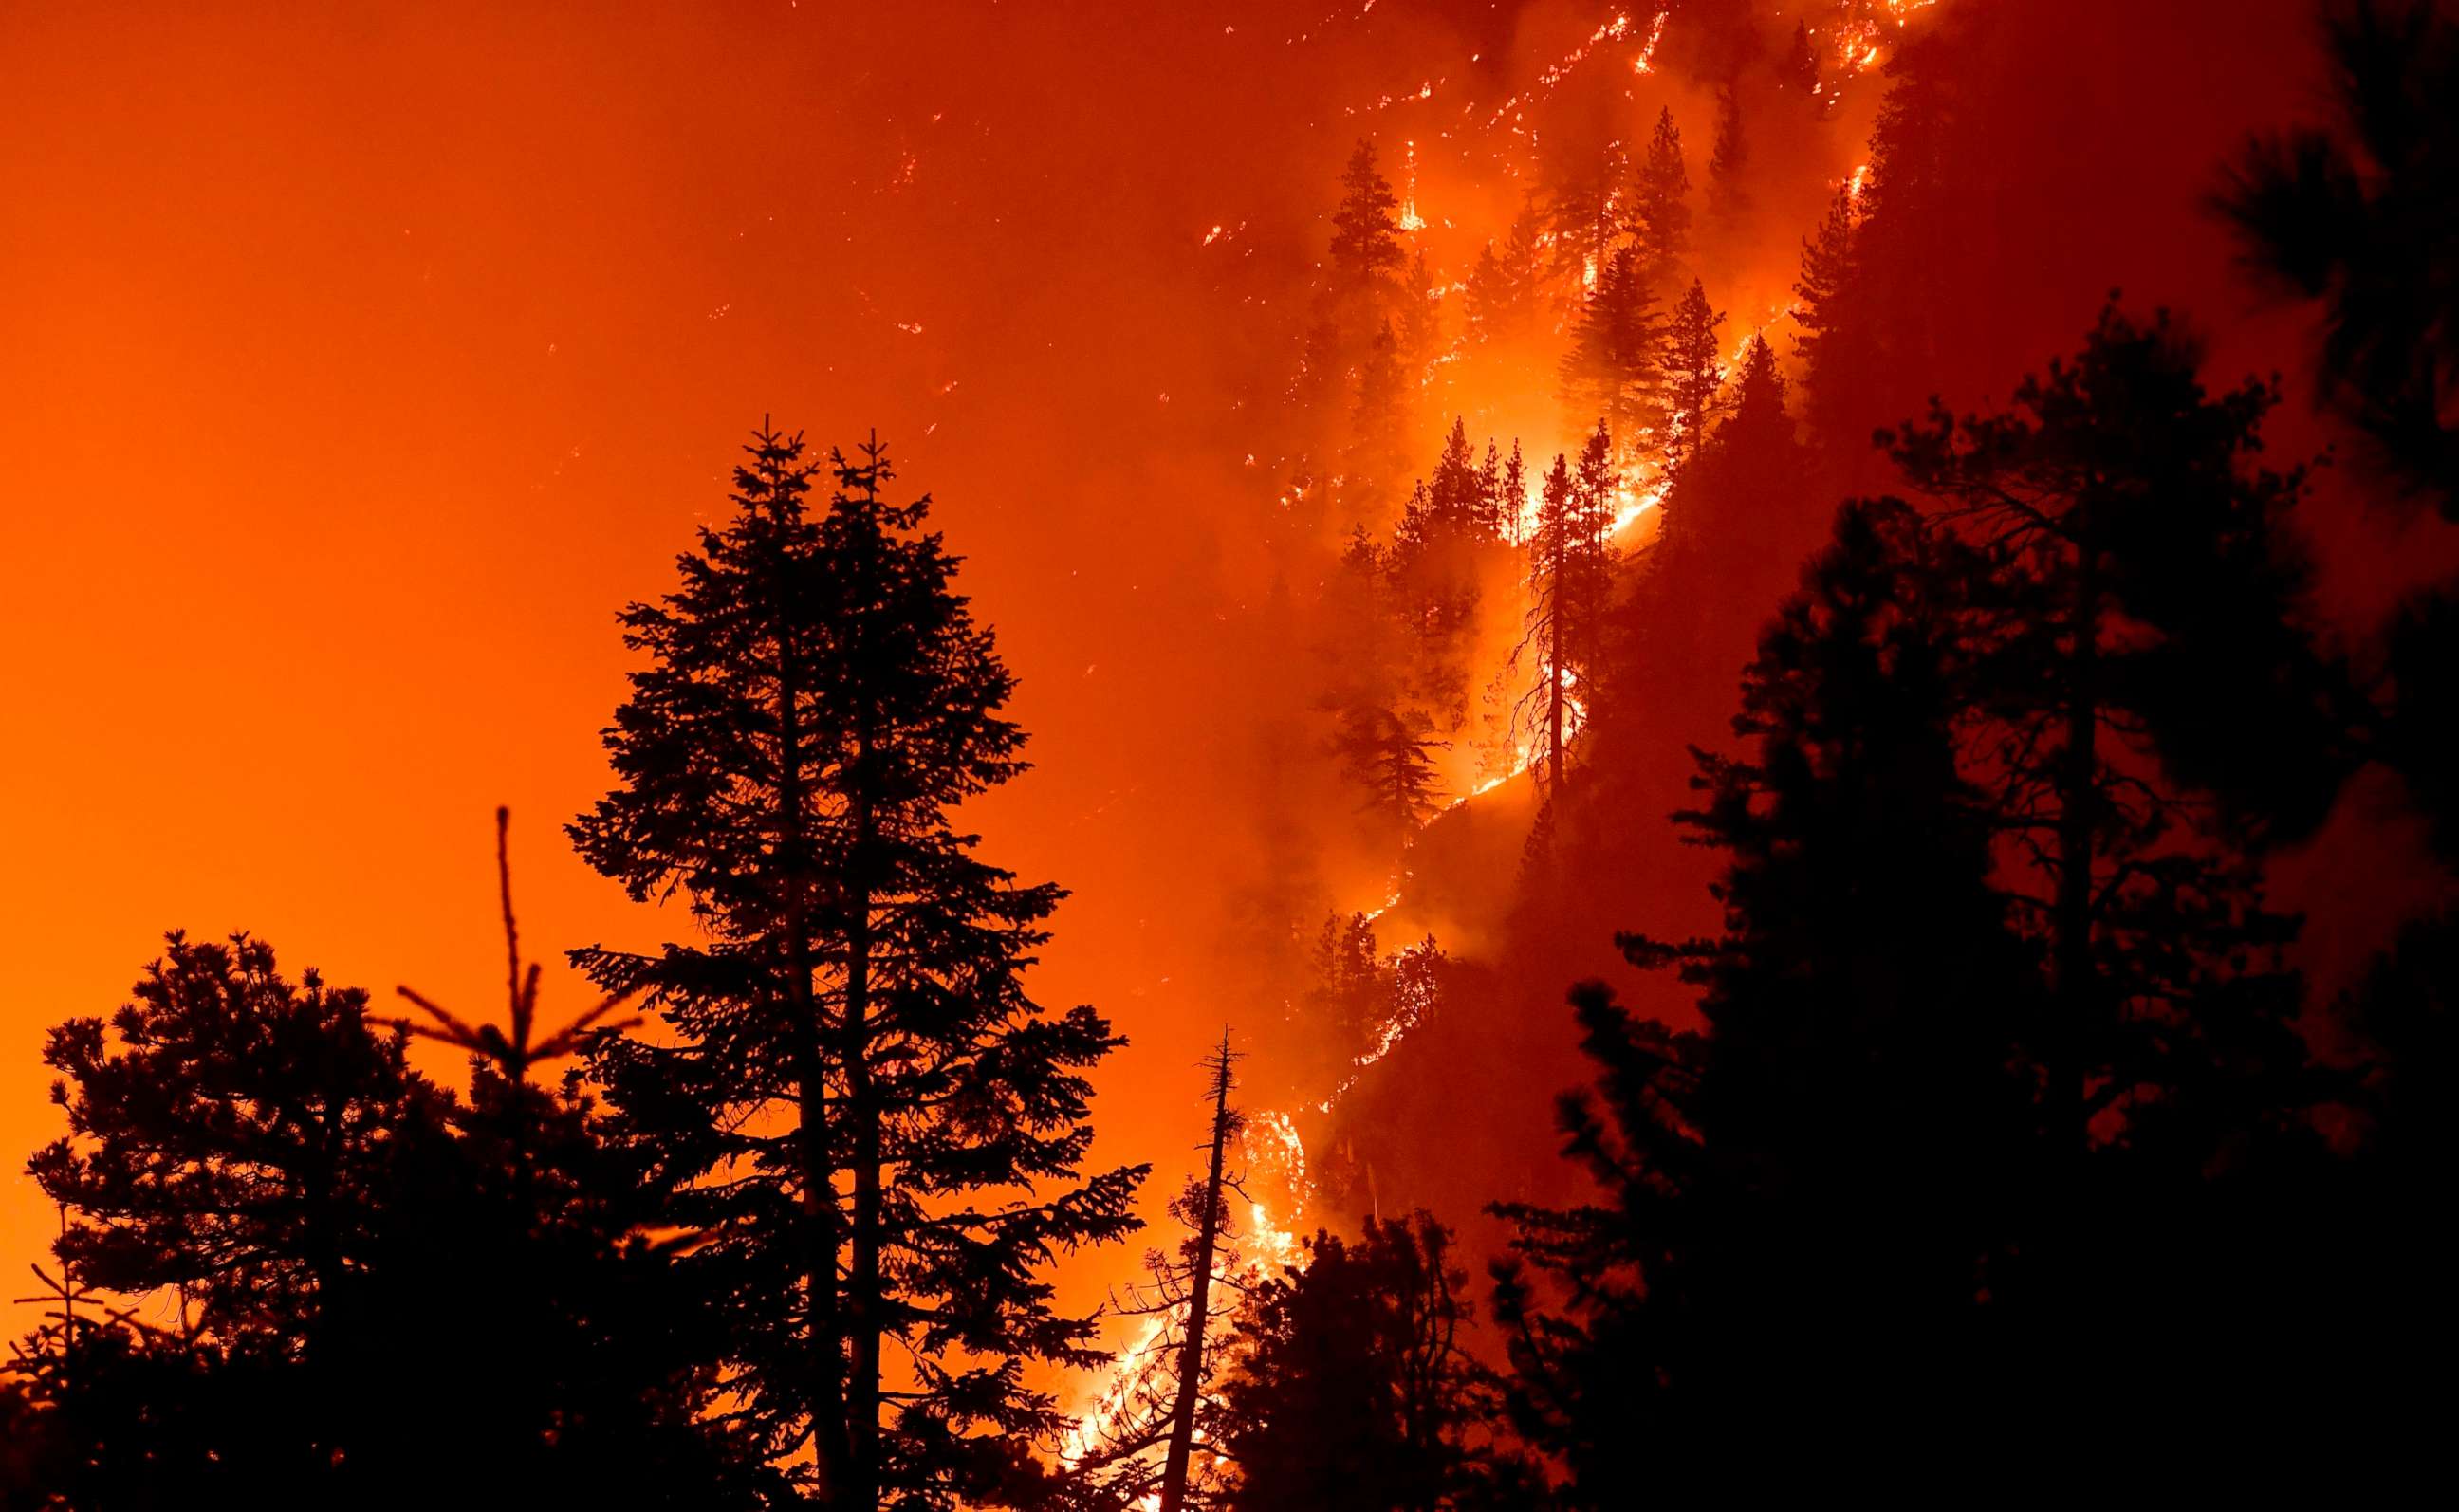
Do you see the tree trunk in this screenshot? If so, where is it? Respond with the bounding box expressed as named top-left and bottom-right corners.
top-left (1547, 521), bottom-right (1568, 802)
top-left (779, 631), bottom-right (847, 1503)
top-left (845, 769), bottom-right (882, 1509)
top-left (1159, 1035), bottom-right (1237, 1512)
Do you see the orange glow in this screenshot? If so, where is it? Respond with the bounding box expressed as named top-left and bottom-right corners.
top-left (17, 2), bottom-right (2391, 1484)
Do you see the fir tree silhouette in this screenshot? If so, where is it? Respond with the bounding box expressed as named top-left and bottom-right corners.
top-left (570, 422), bottom-right (1145, 1507)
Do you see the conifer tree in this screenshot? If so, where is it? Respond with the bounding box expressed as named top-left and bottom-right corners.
top-left (1392, 420), bottom-right (1497, 675)
top-left (1303, 912), bottom-right (1396, 1067)
top-left (1350, 321), bottom-right (1414, 505)
top-left (1791, 183), bottom-right (1865, 440)
top-left (28, 931), bottom-right (749, 1504)
top-left (1336, 701), bottom-right (1448, 839)
top-left (1718, 334), bottom-right (1789, 455)
top-left (1463, 207), bottom-right (1542, 346)
top-left (1517, 429), bottom-right (1618, 802)
top-left (1493, 439), bottom-right (1529, 544)
top-left (1320, 526), bottom-right (1439, 845)
top-left (1557, 249), bottom-right (1662, 468)
top-left (1217, 1213), bottom-right (1525, 1512)
top-left (1882, 306), bottom-right (2349, 1178)
top-left (1659, 281), bottom-right (1729, 480)
top-left (1537, 120), bottom-right (1628, 305)
top-left (1837, 59), bottom-right (1959, 429)
top-left (1156, 1034), bottom-right (1243, 1512)
top-left (570, 424), bottom-right (1145, 1508)
top-left (1330, 138), bottom-right (1407, 315)
top-left (1060, 1042), bottom-right (1252, 1512)
top-left (1707, 87), bottom-right (1749, 226)
top-left (1495, 500), bottom-right (2036, 1496)
top-left (1629, 107), bottom-right (1693, 291)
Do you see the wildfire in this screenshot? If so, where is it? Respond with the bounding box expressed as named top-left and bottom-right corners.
top-left (1068, 0), bottom-right (1968, 1477)
top-left (1397, 139), bottom-right (1427, 232)
top-left (1631, 9), bottom-right (1673, 75)
top-left (1487, 10), bottom-right (1636, 128)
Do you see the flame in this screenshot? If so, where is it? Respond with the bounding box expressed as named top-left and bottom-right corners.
top-left (1630, 9), bottom-right (1672, 75)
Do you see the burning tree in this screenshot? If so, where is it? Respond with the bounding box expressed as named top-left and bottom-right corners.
top-left (1535, 101), bottom-right (1628, 308)
top-left (570, 423), bottom-right (1146, 1507)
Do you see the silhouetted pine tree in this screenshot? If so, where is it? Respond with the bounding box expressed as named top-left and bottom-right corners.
top-left (1066, 1041), bottom-right (1248, 1512)
top-left (1496, 498), bottom-right (2038, 1496)
top-left (1557, 249), bottom-right (1662, 466)
top-left (1319, 523), bottom-right (1448, 846)
top-left (1628, 108), bottom-right (1692, 291)
top-left (569, 424), bottom-right (1145, 1508)
top-left (1659, 281), bottom-right (1728, 480)
top-left (1331, 139), bottom-right (1407, 312)
top-left (1790, 183), bottom-right (1864, 442)
top-left (1840, 53), bottom-right (1957, 422)
top-left (1156, 1035), bottom-right (1242, 1512)
top-left (1391, 418), bottom-right (1507, 732)
top-left (1536, 116), bottom-right (1627, 305)
top-left (27, 931), bottom-right (750, 1505)
top-left (1595, 332), bottom-right (1801, 749)
top-left (1217, 1212), bottom-right (1530, 1512)
top-left (1463, 208), bottom-right (1542, 347)
top-left (1886, 308), bottom-right (2352, 1183)
top-left (1350, 321), bottom-right (1414, 507)
top-left (1516, 430), bottom-right (1617, 805)
top-left (1336, 701), bottom-right (1448, 839)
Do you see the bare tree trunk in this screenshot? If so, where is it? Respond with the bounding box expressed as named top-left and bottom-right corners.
top-left (1158, 1032), bottom-right (1238, 1512)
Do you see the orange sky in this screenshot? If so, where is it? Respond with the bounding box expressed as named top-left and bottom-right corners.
top-left (0, 0), bottom-right (1305, 1337)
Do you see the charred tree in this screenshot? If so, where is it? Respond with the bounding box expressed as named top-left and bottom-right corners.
top-left (1157, 1033), bottom-right (1243, 1512)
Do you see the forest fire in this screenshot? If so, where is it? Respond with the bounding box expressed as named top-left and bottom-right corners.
top-left (6, 0), bottom-right (2455, 1506)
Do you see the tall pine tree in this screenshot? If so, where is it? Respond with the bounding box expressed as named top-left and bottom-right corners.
top-left (1659, 281), bottom-right (1729, 481)
top-left (1629, 107), bottom-right (1693, 292)
top-left (571, 424), bottom-right (1145, 1508)
top-left (1557, 249), bottom-right (1662, 470)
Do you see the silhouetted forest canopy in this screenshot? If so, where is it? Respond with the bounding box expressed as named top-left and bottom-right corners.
top-left (7, 1), bottom-right (2455, 1506)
